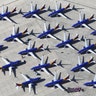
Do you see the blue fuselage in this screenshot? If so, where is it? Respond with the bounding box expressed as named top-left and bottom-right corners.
top-left (84, 81), bottom-right (96, 86)
top-left (72, 19), bottom-right (89, 28)
top-left (4, 33), bottom-right (23, 41)
top-left (18, 48), bottom-right (38, 55)
top-left (37, 28), bottom-right (55, 38)
top-left (31, 63), bottom-right (51, 70)
top-left (48, 8), bottom-right (65, 17)
top-left (91, 30), bottom-right (96, 35)
top-left (45, 79), bottom-right (67, 87)
top-left (56, 39), bottom-right (73, 48)
top-left (22, 77), bottom-right (41, 87)
top-left (78, 44), bottom-right (95, 54)
top-left (0, 12), bottom-right (11, 19)
top-left (23, 9), bottom-right (40, 17)
top-left (71, 62), bottom-right (89, 72)
top-left (2, 60), bottom-right (21, 70)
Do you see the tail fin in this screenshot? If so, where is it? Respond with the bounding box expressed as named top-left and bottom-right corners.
top-left (38, 44), bottom-right (43, 50)
top-left (88, 57), bottom-right (94, 63)
top-left (64, 75), bottom-right (70, 80)
top-left (11, 7), bottom-right (16, 13)
top-left (40, 5), bottom-right (45, 10)
top-left (50, 59), bottom-right (56, 65)
top-left (22, 28), bottom-right (28, 34)
top-left (54, 24), bottom-right (59, 30)
top-left (88, 14), bottom-right (94, 20)
top-left (16, 83), bottom-right (22, 87)
top-left (65, 4), bottom-right (70, 9)
top-left (73, 34), bottom-right (79, 40)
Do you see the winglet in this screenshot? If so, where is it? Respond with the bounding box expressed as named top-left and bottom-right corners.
top-left (11, 7), bottom-right (16, 13)
top-left (40, 5), bottom-right (45, 10)
top-left (65, 4), bottom-right (70, 9)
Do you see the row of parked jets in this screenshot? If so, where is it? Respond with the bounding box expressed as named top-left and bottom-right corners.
top-left (0, 1), bottom-right (96, 94)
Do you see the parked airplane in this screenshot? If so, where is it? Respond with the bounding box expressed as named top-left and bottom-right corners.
top-left (0, 57), bottom-right (25, 77)
top-left (71, 56), bottom-right (95, 74)
top-left (56, 32), bottom-right (79, 50)
top-left (0, 45), bottom-right (8, 52)
top-left (84, 74), bottom-right (96, 87)
top-left (4, 25), bottom-right (28, 44)
top-left (78, 37), bottom-right (96, 55)
top-left (37, 22), bottom-right (59, 39)
top-left (16, 73), bottom-right (43, 94)
top-left (18, 41), bottom-right (44, 59)
top-left (90, 30), bottom-right (96, 35)
top-left (23, 2), bottom-right (45, 20)
top-left (0, 5), bottom-right (16, 23)
top-left (72, 12), bottom-right (94, 30)
top-left (31, 56), bottom-right (56, 75)
top-left (48, 1), bottom-right (70, 19)
top-left (45, 72), bottom-right (73, 91)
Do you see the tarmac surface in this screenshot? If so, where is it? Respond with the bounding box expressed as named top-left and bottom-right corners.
top-left (0, 0), bottom-right (96, 96)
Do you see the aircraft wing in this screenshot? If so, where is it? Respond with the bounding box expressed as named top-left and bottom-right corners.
top-left (82, 24), bottom-right (91, 30)
top-left (42, 68), bottom-right (50, 75)
top-left (55, 84), bottom-right (64, 91)
top-left (88, 49), bottom-right (96, 55)
top-left (28, 52), bottom-right (37, 59)
top-left (2, 57), bottom-right (10, 64)
top-left (44, 23), bottom-right (47, 32)
top-left (66, 44), bottom-right (75, 50)
top-left (58, 13), bottom-right (67, 19)
top-left (21, 73), bottom-right (29, 81)
top-left (81, 67), bottom-right (91, 73)
top-left (3, 16), bottom-right (13, 23)
top-left (93, 75), bottom-right (96, 87)
top-left (48, 34), bottom-right (57, 39)
top-left (28, 83), bottom-right (32, 93)
top-left (9, 67), bottom-right (12, 75)
top-left (33, 14), bottom-right (42, 20)
top-left (14, 38), bottom-right (23, 44)
top-left (93, 75), bottom-right (96, 82)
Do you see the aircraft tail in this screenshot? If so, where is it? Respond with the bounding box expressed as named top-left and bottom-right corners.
top-left (11, 7), bottom-right (16, 13)
top-left (71, 75), bottom-right (78, 83)
top-left (22, 28), bottom-right (28, 34)
top-left (16, 83), bottom-right (22, 87)
top-left (63, 75), bottom-right (70, 80)
top-left (73, 34), bottom-right (79, 41)
top-left (88, 57), bottom-right (94, 63)
top-left (54, 24), bottom-right (59, 30)
top-left (65, 4), bottom-right (70, 9)
top-left (88, 14), bottom-right (94, 20)
top-left (50, 59), bottom-right (56, 65)
top-left (40, 5), bottom-right (45, 10)
top-left (37, 44), bottom-right (43, 50)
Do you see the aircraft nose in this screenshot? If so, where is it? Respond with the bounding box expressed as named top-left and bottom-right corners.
top-left (44, 83), bottom-right (49, 87)
top-left (83, 82), bottom-right (89, 86)
top-left (90, 30), bottom-right (96, 35)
